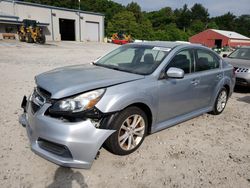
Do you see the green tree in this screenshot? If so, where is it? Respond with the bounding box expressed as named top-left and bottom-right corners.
top-left (165, 23), bottom-right (189, 41)
top-left (235, 15), bottom-right (250, 37)
top-left (25, 0), bottom-right (78, 9)
top-left (137, 17), bottom-right (154, 40)
top-left (214, 12), bottom-right (236, 31)
top-left (190, 20), bottom-right (205, 33)
top-left (175, 4), bottom-right (192, 32)
top-left (152, 30), bottom-right (169, 41)
top-left (146, 7), bottom-right (175, 29)
top-left (207, 21), bottom-right (219, 29)
top-left (191, 3), bottom-right (209, 23)
top-left (107, 11), bottom-right (138, 37)
top-left (126, 2), bottom-right (142, 23)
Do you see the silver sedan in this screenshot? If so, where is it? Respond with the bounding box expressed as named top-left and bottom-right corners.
top-left (224, 46), bottom-right (250, 87)
top-left (19, 42), bottom-right (235, 168)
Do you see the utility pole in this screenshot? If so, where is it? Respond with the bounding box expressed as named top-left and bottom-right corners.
top-left (78, 0), bottom-right (81, 42)
top-left (13, 0), bottom-right (16, 16)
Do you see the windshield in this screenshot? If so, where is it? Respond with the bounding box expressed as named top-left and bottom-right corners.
top-left (228, 48), bottom-right (250, 60)
top-left (94, 45), bottom-right (170, 75)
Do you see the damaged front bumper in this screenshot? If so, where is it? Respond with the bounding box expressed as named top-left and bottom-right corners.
top-left (19, 97), bottom-right (115, 169)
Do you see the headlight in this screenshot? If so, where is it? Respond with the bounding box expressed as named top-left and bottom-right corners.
top-left (50, 89), bottom-right (105, 113)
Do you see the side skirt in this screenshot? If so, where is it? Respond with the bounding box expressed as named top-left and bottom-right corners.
top-left (151, 106), bottom-right (213, 133)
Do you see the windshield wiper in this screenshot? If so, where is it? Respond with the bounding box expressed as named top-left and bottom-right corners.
top-left (93, 63), bottom-right (145, 75)
top-left (93, 63), bottom-right (123, 71)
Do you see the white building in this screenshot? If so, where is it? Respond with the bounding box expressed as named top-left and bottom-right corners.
top-left (0, 0), bottom-right (105, 42)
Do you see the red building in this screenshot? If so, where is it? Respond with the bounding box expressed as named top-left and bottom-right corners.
top-left (189, 29), bottom-right (250, 48)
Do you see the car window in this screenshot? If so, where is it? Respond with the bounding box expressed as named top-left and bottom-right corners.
top-left (228, 48), bottom-right (250, 60)
top-left (96, 45), bottom-right (170, 75)
top-left (195, 50), bottom-right (220, 72)
top-left (166, 50), bottom-right (193, 74)
top-left (140, 49), bottom-right (167, 63)
top-left (105, 48), bottom-right (136, 64)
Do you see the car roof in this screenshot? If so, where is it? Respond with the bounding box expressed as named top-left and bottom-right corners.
top-left (237, 46), bottom-right (250, 49)
top-left (129, 41), bottom-right (202, 49)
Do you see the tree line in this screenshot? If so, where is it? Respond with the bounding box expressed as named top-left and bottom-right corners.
top-left (24, 0), bottom-right (250, 41)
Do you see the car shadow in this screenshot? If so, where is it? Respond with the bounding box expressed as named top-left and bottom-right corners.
top-left (234, 86), bottom-right (250, 94)
top-left (43, 43), bottom-right (57, 47)
top-left (234, 86), bottom-right (250, 104)
top-left (46, 167), bottom-right (88, 188)
top-left (237, 96), bottom-right (250, 104)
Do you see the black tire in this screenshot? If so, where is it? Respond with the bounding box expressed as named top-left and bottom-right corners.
top-left (104, 106), bottom-right (148, 155)
top-left (38, 35), bottom-right (46, 44)
top-left (25, 33), bottom-right (33, 43)
top-left (18, 34), bottom-right (25, 42)
top-left (211, 87), bottom-right (228, 115)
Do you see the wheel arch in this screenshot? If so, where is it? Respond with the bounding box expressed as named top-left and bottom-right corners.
top-left (223, 84), bottom-right (230, 95)
top-left (126, 102), bottom-right (153, 134)
top-left (211, 77), bottom-right (232, 107)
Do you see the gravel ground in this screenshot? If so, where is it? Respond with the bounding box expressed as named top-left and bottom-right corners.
top-left (0, 40), bottom-right (249, 188)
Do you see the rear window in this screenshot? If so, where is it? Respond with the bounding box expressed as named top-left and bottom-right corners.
top-left (195, 50), bottom-right (220, 72)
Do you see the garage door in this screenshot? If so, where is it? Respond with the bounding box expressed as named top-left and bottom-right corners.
top-left (59, 18), bottom-right (75, 41)
top-left (86, 22), bottom-right (99, 42)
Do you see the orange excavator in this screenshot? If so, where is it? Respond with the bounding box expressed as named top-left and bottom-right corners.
top-left (111, 31), bottom-right (133, 45)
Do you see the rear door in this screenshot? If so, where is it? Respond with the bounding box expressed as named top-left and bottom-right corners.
top-left (193, 49), bottom-right (222, 108)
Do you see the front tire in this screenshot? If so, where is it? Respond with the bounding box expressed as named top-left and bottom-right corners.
top-left (25, 33), bottom-right (33, 43)
top-left (211, 87), bottom-right (228, 115)
top-left (104, 106), bottom-right (148, 155)
top-left (18, 34), bottom-right (25, 42)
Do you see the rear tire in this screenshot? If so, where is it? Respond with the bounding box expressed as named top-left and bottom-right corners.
top-left (104, 106), bottom-right (148, 155)
top-left (211, 87), bottom-right (228, 115)
top-left (38, 35), bottom-right (46, 44)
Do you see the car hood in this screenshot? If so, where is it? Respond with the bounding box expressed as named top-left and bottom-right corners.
top-left (35, 64), bottom-right (144, 99)
top-left (224, 58), bottom-right (250, 68)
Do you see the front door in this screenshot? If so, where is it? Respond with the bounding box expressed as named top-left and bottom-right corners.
top-left (157, 49), bottom-right (200, 122)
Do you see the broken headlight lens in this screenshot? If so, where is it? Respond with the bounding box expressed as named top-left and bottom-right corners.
top-left (50, 89), bottom-right (105, 113)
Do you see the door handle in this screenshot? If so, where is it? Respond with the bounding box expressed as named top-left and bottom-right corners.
top-left (191, 79), bottom-right (199, 85)
top-left (216, 74), bottom-right (223, 79)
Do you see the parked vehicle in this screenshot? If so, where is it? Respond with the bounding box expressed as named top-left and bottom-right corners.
top-left (18, 19), bottom-right (46, 44)
top-left (111, 31), bottom-right (133, 45)
top-left (19, 42), bottom-right (235, 169)
top-left (223, 46), bottom-right (250, 87)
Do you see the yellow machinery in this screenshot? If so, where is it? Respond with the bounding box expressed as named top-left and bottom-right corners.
top-left (18, 19), bottom-right (46, 44)
top-left (111, 31), bottom-right (133, 45)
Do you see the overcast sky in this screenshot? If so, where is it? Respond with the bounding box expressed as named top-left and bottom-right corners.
top-left (112, 0), bottom-right (250, 17)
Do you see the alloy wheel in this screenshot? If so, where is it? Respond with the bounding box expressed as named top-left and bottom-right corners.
top-left (216, 90), bottom-right (227, 112)
top-left (118, 114), bottom-right (145, 151)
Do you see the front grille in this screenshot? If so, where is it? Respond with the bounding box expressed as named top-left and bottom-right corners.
top-left (30, 87), bottom-right (51, 113)
top-left (37, 87), bottom-right (51, 100)
top-left (31, 101), bottom-right (40, 114)
top-left (37, 138), bottom-right (73, 159)
top-left (234, 67), bottom-right (249, 73)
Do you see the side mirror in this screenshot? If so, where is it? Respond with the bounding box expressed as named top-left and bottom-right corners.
top-left (222, 54), bottom-right (227, 58)
top-left (166, 67), bottom-right (184, 79)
